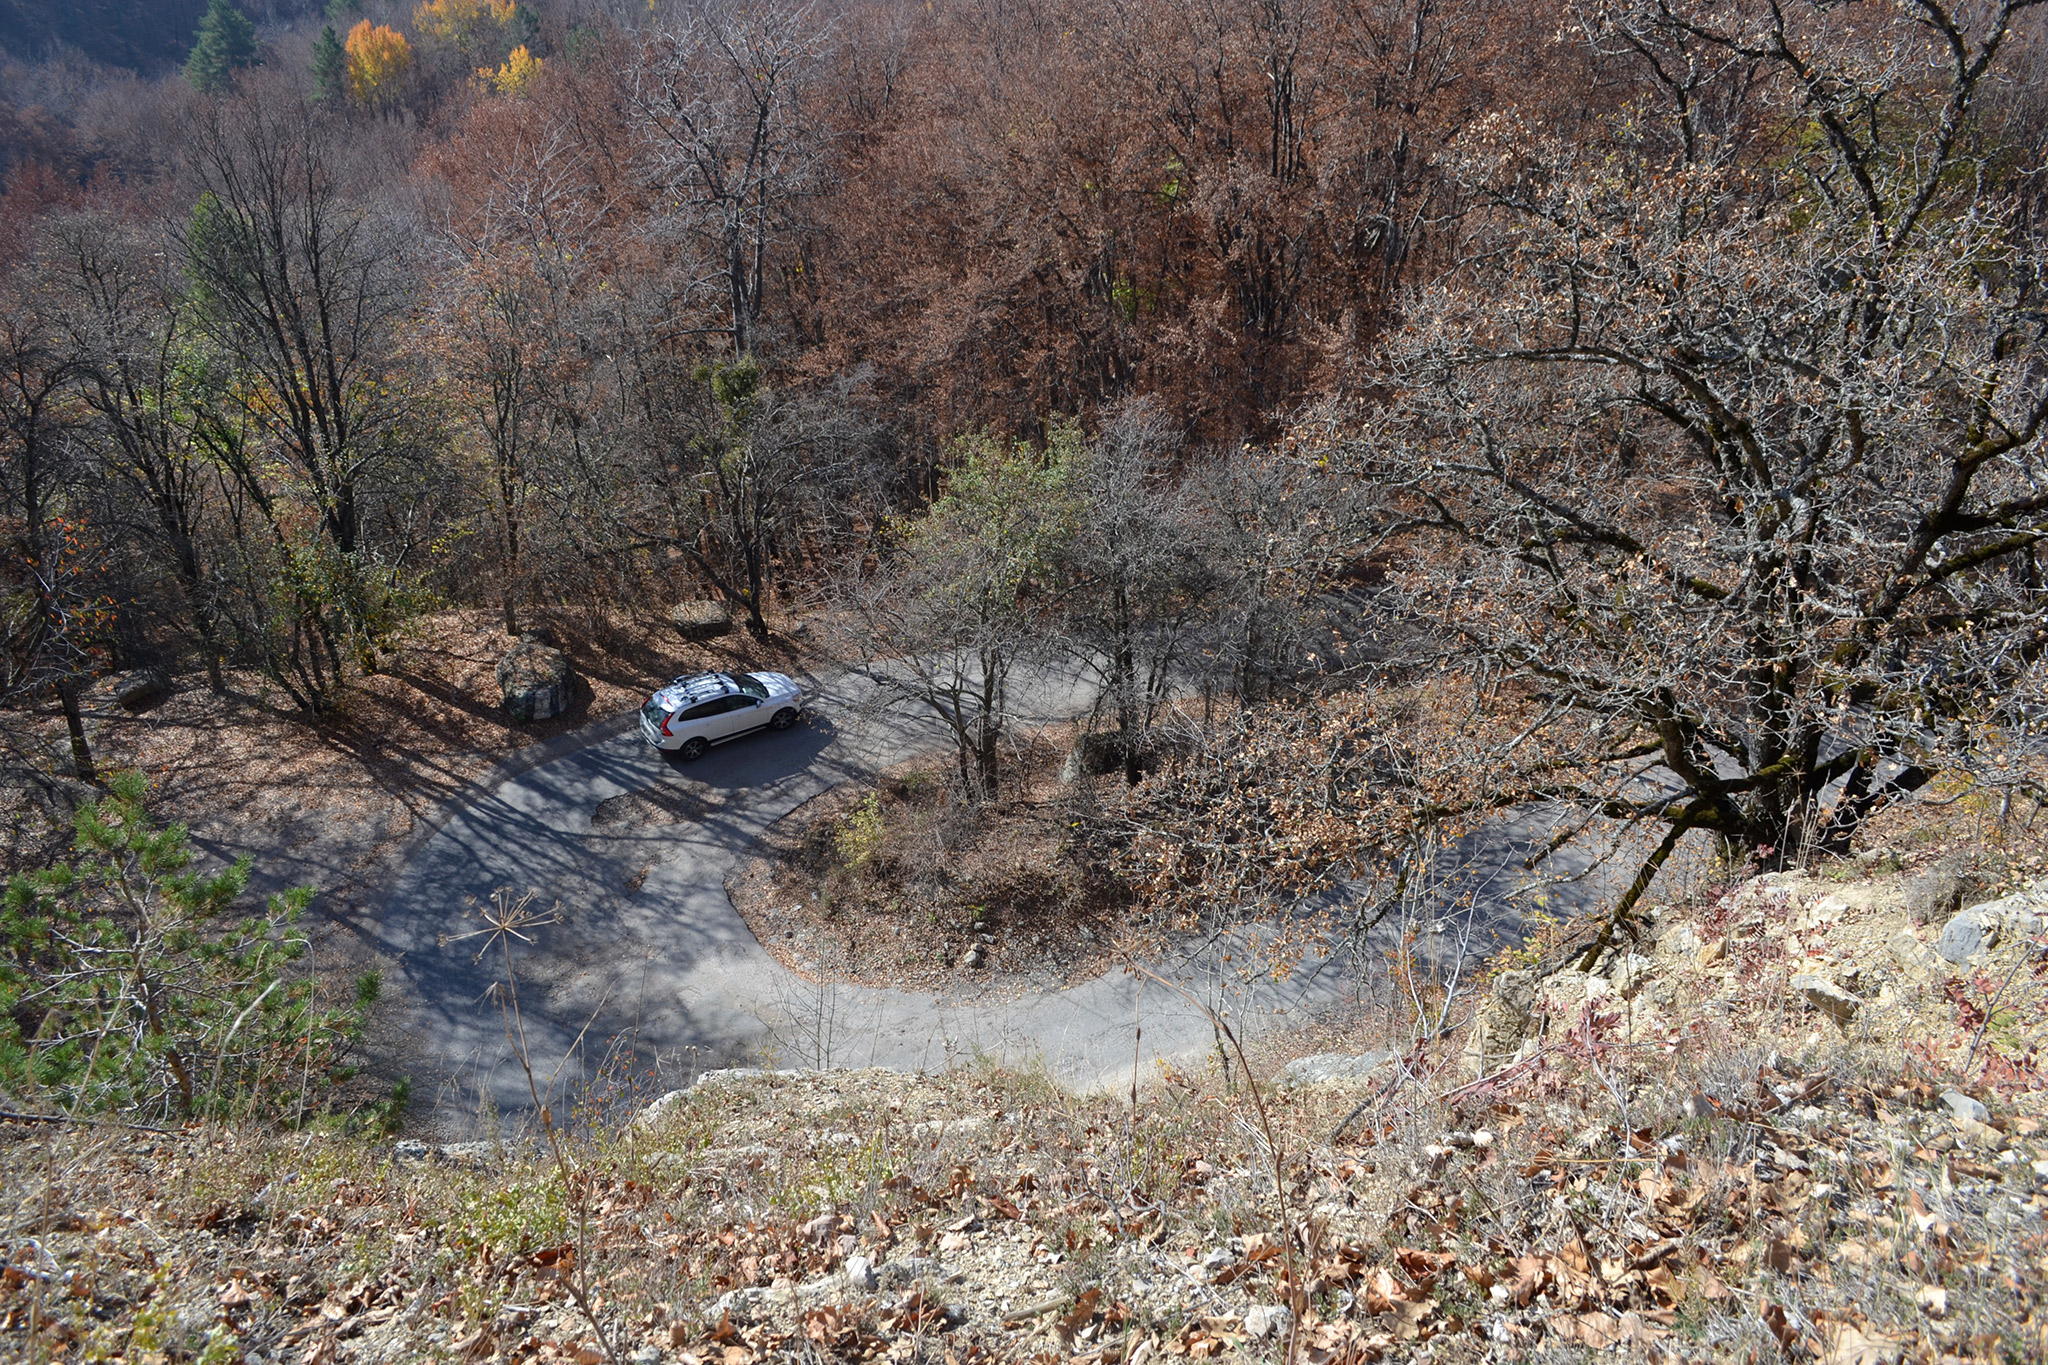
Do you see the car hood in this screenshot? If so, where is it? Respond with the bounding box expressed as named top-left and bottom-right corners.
top-left (750, 671), bottom-right (800, 700)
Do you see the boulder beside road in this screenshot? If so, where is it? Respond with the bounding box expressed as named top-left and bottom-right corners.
top-left (496, 633), bottom-right (575, 722)
top-left (672, 599), bottom-right (734, 639)
top-left (114, 668), bottom-right (172, 713)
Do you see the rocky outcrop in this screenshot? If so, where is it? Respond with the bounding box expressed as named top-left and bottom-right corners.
top-left (114, 667), bottom-right (172, 713)
top-left (1888, 929), bottom-right (1943, 975)
top-left (1276, 1050), bottom-right (1395, 1088)
top-left (1938, 906), bottom-right (2001, 964)
top-left (1790, 973), bottom-right (1862, 1024)
top-left (1939, 889), bottom-right (2047, 963)
top-left (496, 633), bottom-right (575, 722)
top-left (1971, 889), bottom-right (2047, 938)
top-left (672, 599), bottom-right (735, 639)
top-left (1463, 969), bottom-right (1539, 1078)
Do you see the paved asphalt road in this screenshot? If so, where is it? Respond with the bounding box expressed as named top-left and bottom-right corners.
top-left (377, 665), bottom-right (1694, 1129)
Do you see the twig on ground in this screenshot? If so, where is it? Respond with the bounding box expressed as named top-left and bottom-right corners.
top-left (0, 1109), bottom-right (177, 1134)
top-left (1439, 1042), bottom-right (1554, 1104)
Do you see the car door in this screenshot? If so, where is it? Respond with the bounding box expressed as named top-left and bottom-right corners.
top-left (670, 698), bottom-right (726, 745)
top-left (707, 693), bottom-right (764, 740)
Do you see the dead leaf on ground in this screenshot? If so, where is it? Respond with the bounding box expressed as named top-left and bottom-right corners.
top-left (1826, 1323), bottom-right (1905, 1365)
top-left (1057, 1288), bottom-right (1102, 1346)
top-left (1510, 1255), bottom-right (1548, 1307)
top-left (1388, 1296), bottom-right (1435, 1341)
top-left (1760, 1302), bottom-right (1799, 1352)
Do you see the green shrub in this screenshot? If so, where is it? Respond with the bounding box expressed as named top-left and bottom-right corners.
top-left (0, 771), bottom-right (376, 1122)
top-left (835, 792), bottom-right (886, 871)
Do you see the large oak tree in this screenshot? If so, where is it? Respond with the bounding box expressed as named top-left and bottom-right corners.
top-left (1332, 0), bottom-right (2048, 946)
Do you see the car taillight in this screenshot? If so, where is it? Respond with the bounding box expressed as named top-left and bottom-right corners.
top-left (660, 712), bottom-right (674, 736)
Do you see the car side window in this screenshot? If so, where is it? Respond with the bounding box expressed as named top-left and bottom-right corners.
top-left (679, 700), bottom-right (723, 721)
top-left (718, 696), bottom-right (757, 714)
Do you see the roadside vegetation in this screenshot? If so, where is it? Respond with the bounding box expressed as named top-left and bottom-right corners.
top-left (728, 726), bottom-right (1133, 991)
top-left (0, 771), bottom-right (385, 1127)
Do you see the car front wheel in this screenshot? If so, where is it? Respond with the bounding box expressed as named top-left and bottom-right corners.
top-left (770, 707), bottom-right (799, 730)
top-left (677, 736), bottom-right (710, 761)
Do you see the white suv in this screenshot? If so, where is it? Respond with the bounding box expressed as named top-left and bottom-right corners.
top-left (639, 671), bottom-right (804, 759)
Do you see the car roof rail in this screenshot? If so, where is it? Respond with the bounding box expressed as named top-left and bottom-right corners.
top-left (671, 672), bottom-right (734, 697)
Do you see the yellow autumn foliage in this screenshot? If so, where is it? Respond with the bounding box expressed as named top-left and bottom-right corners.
top-left (480, 44), bottom-right (542, 97)
top-left (345, 21), bottom-right (412, 104)
top-left (416, 0), bottom-right (517, 53)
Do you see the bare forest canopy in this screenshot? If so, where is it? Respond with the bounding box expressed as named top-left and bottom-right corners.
top-left (0, 0), bottom-right (213, 71)
top-left (1, 0), bottom-right (2045, 939)
top-left (0, 1), bottom-right (331, 76)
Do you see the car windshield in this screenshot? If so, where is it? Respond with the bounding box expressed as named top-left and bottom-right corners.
top-left (641, 699), bottom-right (671, 725)
top-left (726, 672), bottom-right (768, 699)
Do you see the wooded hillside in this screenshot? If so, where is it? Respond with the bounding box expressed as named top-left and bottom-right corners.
top-left (0, 0), bottom-right (2043, 1133)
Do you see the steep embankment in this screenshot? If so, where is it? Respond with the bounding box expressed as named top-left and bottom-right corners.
top-left (7, 852), bottom-right (2044, 1362)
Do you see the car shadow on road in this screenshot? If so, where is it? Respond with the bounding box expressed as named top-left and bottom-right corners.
top-left (574, 710), bottom-right (847, 805)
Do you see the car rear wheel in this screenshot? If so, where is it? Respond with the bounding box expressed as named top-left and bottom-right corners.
top-left (770, 707), bottom-right (799, 730)
top-left (677, 736), bottom-right (710, 761)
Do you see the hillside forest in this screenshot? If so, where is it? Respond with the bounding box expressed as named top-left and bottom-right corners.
top-left (0, 0), bottom-right (2046, 1105)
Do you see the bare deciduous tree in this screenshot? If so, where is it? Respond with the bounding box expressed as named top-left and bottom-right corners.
top-left (837, 431), bottom-right (1077, 799)
top-left (632, 0), bottom-right (829, 358)
top-left (181, 83), bottom-right (418, 675)
top-left (1058, 402), bottom-right (1227, 783)
top-left (1330, 0), bottom-right (2048, 947)
top-left (49, 210), bottom-right (230, 692)
top-left (0, 296), bottom-right (98, 780)
top-left (424, 105), bottom-right (610, 637)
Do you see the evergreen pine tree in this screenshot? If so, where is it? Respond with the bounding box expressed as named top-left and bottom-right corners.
top-left (185, 0), bottom-right (257, 93)
top-left (311, 23), bottom-right (347, 103)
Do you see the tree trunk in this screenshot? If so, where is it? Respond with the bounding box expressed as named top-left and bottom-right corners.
top-left (139, 978), bottom-right (194, 1114)
top-left (1575, 814), bottom-right (1694, 970)
top-left (742, 522), bottom-right (770, 639)
top-left (57, 680), bottom-right (95, 783)
top-left (498, 467), bottom-right (522, 637)
top-left (976, 725), bottom-right (1001, 800)
top-left (1113, 586), bottom-right (1142, 786)
top-left (192, 603), bottom-right (226, 692)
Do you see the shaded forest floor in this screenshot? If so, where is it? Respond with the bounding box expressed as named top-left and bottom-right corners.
top-left (0, 608), bottom-right (809, 1095)
top-left (4, 607), bottom-right (805, 885)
